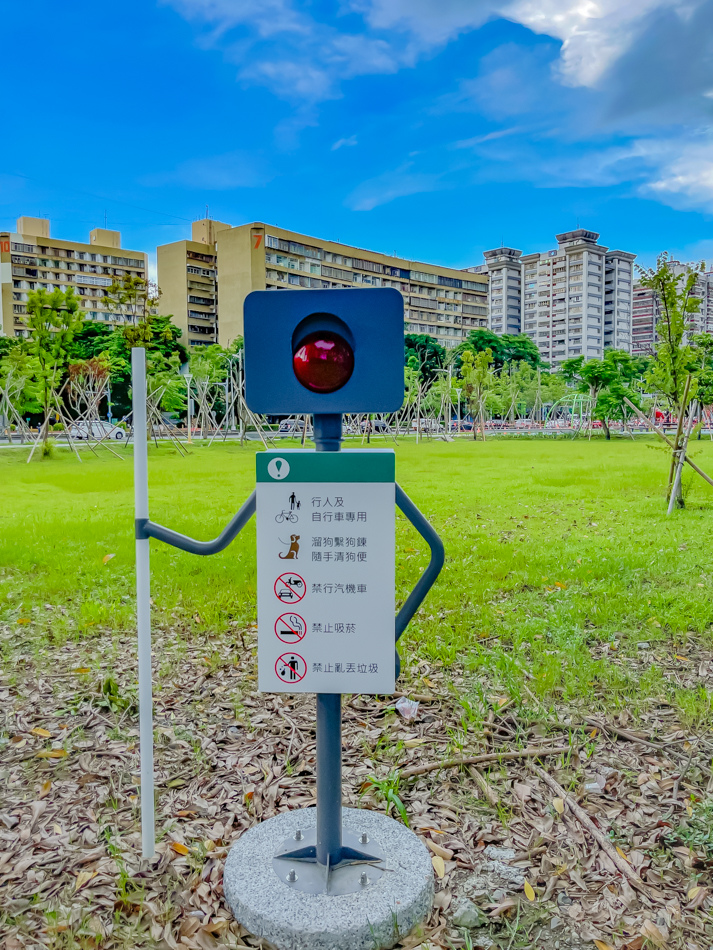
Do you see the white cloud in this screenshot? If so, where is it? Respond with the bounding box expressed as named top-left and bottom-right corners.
top-left (332, 135), bottom-right (359, 150)
top-left (637, 134), bottom-right (713, 210)
top-left (163, 0), bottom-right (713, 217)
top-left (346, 162), bottom-right (445, 209)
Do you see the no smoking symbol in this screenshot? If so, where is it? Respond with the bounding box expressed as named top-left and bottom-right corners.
top-left (275, 613), bottom-right (306, 643)
top-left (274, 572), bottom-right (305, 604)
top-left (275, 653), bottom-right (306, 684)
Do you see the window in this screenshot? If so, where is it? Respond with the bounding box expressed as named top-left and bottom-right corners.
top-left (321, 264), bottom-right (354, 282)
top-left (411, 270), bottom-right (437, 284)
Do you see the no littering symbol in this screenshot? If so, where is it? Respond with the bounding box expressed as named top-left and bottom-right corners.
top-left (275, 653), bottom-right (306, 684)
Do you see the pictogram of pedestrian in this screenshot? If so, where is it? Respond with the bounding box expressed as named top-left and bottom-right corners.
top-left (274, 572), bottom-right (306, 603)
top-left (275, 652), bottom-right (306, 683)
top-left (275, 613), bottom-right (306, 643)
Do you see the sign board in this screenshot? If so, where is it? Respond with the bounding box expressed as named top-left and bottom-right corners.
top-left (256, 450), bottom-right (395, 694)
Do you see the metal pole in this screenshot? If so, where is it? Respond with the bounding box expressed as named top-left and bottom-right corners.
top-left (313, 413), bottom-right (343, 866)
top-left (185, 373), bottom-right (193, 443)
top-left (132, 347), bottom-right (155, 859)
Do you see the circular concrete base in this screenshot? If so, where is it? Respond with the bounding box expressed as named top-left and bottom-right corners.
top-left (223, 807), bottom-right (433, 950)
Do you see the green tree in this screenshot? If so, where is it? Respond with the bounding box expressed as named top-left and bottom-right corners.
top-left (460, 348), bottom-right (494, 440)
top-left (455, 329), bottom-right (543, 372)
top-left (80, 316), bottom-right (189, 419)
top-left (403, 334), bottom-right (445, 382)
top-left (639, 254), bottom-right (703, 506)
top-left (560, 350), bottom-right (646, 439)
top-left (0, 346), bottom-right (42, 423)
top-left (0, 337), bottom-right (20, 360)
top-left (104, 274), bottom-right (160, 338)
top-left (22, 287), bottom-right (85, 447)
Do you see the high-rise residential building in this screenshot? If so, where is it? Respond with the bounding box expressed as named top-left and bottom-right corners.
top-left (469, 230), bottom-right (635, 368)
top-left (0, 217), bottom-right (148, 338)
top-left (156, 219), bottom-right (231, 348)
top-left (632, 285), bottom-right (659, 356)
top-left (158, 221), bottom-right (489, 349)
top-left (632, 260), bottom-right (713, 357)
top-left (467, 247), bottom-right (523, 336)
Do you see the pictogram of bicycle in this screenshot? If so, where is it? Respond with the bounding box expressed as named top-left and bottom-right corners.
top-left (275, 510), bottom-right (299, 524)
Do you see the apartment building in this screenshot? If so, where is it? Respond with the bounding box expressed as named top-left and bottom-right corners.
top-left (466, 247), bottom-right (523, 335)
top-left (156, 219), bottom-right (231, 348)
top-left (632, 261), bottom-right (713, 357)
top-left (0, 217), bottom-right (148, 338)
top-left (468, 230), bottom-right (635, 367)
top-left (632, 285), bottom-right (659, 356)
top-left (158, 220), bottom-right (489, 349)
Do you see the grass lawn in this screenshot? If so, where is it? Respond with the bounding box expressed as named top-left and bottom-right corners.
top-left (2, 435), bottom-right (713, 950)
top-left (2, 435), bottom-right (713, 720)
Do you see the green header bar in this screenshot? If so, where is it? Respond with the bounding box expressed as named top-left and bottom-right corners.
top-left (256, 449), bottom-right (395, 483)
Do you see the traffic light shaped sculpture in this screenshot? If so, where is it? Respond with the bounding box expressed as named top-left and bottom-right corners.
top-left (132, 288), bottom-right (444, 948)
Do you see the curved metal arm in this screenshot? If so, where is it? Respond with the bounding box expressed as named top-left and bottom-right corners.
top-left (136, 490), bottom-right (256, 556)
top-left (395, 483), bottom-right (445, 641)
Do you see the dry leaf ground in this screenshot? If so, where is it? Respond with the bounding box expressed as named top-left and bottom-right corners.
top-left (2, 438), bottom-right (713, 950)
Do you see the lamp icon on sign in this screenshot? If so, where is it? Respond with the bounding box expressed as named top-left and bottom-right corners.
top-left (268, 457), bottom-right (290, 480)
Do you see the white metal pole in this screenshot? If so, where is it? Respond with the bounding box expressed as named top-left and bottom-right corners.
top-left (185, 374), bottom-right (193, 443)
top-left (132, 347), bottom-right (155, 859)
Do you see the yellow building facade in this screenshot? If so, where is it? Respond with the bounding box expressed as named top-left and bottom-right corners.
top-left (0, 217), bottom-right (148, 338)
top-left (158, 220), bottom-right (489, 349)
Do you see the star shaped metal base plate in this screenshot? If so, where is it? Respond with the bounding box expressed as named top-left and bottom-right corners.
top-left (272, 827), bottom-right (385, 895)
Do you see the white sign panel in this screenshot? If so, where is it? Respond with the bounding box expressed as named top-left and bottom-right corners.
top-left (256, 450), bottom-right (395, 694)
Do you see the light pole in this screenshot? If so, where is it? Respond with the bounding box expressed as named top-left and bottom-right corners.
top-left (184, 373), bottom-right (193, 443)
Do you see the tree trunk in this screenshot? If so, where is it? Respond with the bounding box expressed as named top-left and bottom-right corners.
top-left (668, 376), bottom-right (692, 503)
top-left (602, 419), bottom-right (611, 440)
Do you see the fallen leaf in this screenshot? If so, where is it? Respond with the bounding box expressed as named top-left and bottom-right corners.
top-left (73, 667), bottom-right (91, 674)
top-left (640, 920), bottom-right (666, 947)
top-left (39, 780), bottom-right (52, 798)
top-left (431, 854), bottom-right (445, 878)
top-left (31, 728), bottom-right (51, 738)
top-left (687, 885), bottom-right (701, 901)
top-left (75, 870), bottom-right (96, 891)
top-left (426, 839), bottom-right (454, 861)
top-left (616, 846), bottom-right (630, 862)
top-left (404, 738), bottom-right (425, 749)
top-left (36, 749), bottom-right (67, 759)
top-left (17, 618), bottom-right (31, 624)
top-left (524, 880), bottom-right (536, 902)
top-left (102, 553), bottom-right (116, 564)
top-left (553, 797), bottom-right (565, 815)
top-left (594, 942), bottom-right (616, 950)
top-left (422, 677), bottom-right (436, 688)
top-left (171, 841), bottom-right (190, 855)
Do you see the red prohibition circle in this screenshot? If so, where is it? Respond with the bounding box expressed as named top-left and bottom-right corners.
top-left (274, 572), bottom-right (306, 604)
top-left (274, 613), bottom-right (307, 644)
top-left (275, 652), bottom-right (306, 684)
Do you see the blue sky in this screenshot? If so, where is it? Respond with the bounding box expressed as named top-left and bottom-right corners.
top-left (2, 0), bottom-right (713, 273)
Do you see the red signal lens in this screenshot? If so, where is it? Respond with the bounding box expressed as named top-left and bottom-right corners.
top-left (293, 330), bottom-right (354, 394)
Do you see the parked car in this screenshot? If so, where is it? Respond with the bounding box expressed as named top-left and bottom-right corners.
top-left (278, 418), bottom-right (306, 434)
top-left (69, 421), bottom-right (125, 440)
top-left (410, 419), bottom-right (441, 432)
top-left (448, 420), bottom-right (473, 431)
top-left (360, 419), bottom-right (389, 432)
